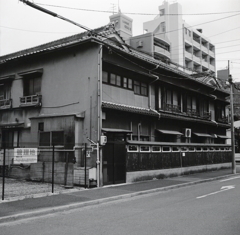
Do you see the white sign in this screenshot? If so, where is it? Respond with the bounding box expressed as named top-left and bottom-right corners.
top-left (86, 151), bottom-right (91, 158)
top-left (14, 148), bottom-right (38, 164)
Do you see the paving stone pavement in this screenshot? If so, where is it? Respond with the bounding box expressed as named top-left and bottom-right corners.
top-left (0, 178), bottom-right (82, 199)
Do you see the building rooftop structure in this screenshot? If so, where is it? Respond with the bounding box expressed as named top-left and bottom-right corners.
top-left (127, 1), bottom-right (216, 77)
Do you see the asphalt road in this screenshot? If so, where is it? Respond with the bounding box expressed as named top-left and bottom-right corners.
top-left (0, 174), bottom-right (240, 235)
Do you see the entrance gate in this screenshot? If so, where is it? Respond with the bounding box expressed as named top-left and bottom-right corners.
top-left (102, 142), bottom-right (126, 185)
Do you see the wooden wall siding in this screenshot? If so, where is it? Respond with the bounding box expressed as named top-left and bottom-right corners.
top-left (126, 152), bottom-right (231, 172)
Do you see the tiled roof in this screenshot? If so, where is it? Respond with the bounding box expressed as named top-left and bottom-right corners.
top-left (0, 26), bottom-right (116, 64)
top-left (160, 111), bottom-right (230, 127)
top-left (0, 25), bottom-right (228, 94)
top-left (102, 101), bottom-right (230, 127)
top-left (102, 101), bottom-right (160, 118)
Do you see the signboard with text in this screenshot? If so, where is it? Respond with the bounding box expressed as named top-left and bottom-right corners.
top-left (14, 148), bottom-right (38, 164)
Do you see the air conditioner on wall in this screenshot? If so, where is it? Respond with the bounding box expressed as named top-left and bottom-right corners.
top-left (184, 128), bottom-right (191, 138)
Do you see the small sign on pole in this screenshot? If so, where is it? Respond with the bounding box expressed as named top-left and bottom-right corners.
top-left (13, 148), bottom-right (38, 164)
top-left (86, 151), bottom-right (91, 158)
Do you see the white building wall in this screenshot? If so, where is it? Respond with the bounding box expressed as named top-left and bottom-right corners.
top-left (143, 1), bottom-right (215, 74)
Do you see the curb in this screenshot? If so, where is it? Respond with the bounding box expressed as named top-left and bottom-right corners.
top-left (0, 188), bottom-right (84, 204)
top-left (0, 173), bottom-right (238, 225)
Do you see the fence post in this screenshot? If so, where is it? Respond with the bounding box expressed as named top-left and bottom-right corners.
top-left (2, 145), bottom-right (6, 200)
top-left (64, 151), bottom-right (69, 186)
top-left (52, 145), bottom-right (55, 193)
top-left (84, 143), bottom-right (87, 189)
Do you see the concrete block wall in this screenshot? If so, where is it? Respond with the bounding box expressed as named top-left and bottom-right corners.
top-left (30, 162), bottom-right (74, 185)
top-left (126, 163), bottom-right (231, 183)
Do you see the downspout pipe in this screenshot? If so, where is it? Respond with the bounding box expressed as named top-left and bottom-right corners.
top-left (148, 73), bottom-right (159, 109)
top-left (97, 44), bottom-right (103, 187)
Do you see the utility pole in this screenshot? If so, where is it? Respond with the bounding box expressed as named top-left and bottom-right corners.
top-left (228, 60), bottom-right (236, 174)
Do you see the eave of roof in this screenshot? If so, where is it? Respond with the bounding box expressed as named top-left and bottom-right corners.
top-left (160, 111), bottom-right (230, 127)
top-left (102, 101), bottom-right (230, 127)
top-left (102, 101), bottom-right (160, 118)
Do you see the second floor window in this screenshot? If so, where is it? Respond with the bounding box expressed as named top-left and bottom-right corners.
top-left (103, 70), bottom-right (147, 96)
top-left (0, 84), bottom-right (10, 100)
top-left (19, 69), bottom-right (43, 97)
top-left (163, 88), bottom-right (181, 112)
top-left (24, 77), bottom-right (41, 96)
top-left (123, 77), bottom-right (132, 89)
top-left (134, 81), bottom-right (148, 96)
top-left (110, 73), bottom-right (121, 86)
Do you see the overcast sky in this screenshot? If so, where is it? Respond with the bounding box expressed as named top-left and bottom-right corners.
top-left (1, 0), bottom-right (240, 80)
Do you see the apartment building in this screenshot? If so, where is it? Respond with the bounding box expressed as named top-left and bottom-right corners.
top-left (132, 1), bottom-right (216, 75)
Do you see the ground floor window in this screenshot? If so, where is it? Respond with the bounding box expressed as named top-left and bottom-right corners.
top-left (2, 129), bottom-right (19, 148)
top-left (39, 131), bottom-right (64, 146)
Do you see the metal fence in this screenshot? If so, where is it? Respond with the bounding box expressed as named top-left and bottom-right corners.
top-left (0, 145), bottom-right (85, 200)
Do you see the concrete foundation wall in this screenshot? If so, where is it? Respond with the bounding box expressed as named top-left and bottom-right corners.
top-left (126, 163), bottom-right (231, 183)
top-left (29, 162), bottom-right (74, 185)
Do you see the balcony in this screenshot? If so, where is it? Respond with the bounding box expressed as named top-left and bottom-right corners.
top-left (193, 55), bottom-right (201, 64)
top-left (164, 103), bottom-right (181, 113)
top-left (217, 116), bottom-right (229, 124)
top-left (202, 111), bottom-right (211, 120)
top-left (201, 45), bottom-right (208, 54)
top-left (209, 50), bottom-right (215, 58)
top-left (20, 95), bottom-right (42, 107)
top-left (209, 64), bottom-right (215, 72)
top-left (185, 51), bottom-right (192, 60)
top-left (202, 59), bottom-right (209, 68)
top-left (193, 40), bottom-right (200, 49)
top-left (0, 99), bottom-right (12, 109)
top-left (187, 108), bottom-right (200, 117)
top-left (154, 46), bottom-right (171, 60)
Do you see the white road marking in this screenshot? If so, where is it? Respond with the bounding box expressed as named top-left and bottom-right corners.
top-left (219, 176), bottom-right (240, 182)
top-left (196, 185), bottom-right (235, 199)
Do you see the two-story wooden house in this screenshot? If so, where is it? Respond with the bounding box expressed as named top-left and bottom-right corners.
top-left (0, 22), bottom-right (231, 186)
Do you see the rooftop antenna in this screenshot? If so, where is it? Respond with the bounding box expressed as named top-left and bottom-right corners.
top-left (110, 3), bottom-right (116, 14)
top-left (118, 0), bottom-right (121, 13)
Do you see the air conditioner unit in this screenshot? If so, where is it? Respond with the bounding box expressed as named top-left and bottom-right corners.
top-left (137, 40), bottom-right (143, 48)
top-left (184, 128), bottom-right (191, 138)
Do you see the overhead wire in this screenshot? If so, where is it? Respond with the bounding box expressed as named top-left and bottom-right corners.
top-left (4, 2), bottom-right (240, 48)
top-left (14, 1), bottom-right (240, 80)
top-left (35, 3), bottom-right (240, 16)
top-left (0, 25), bottom-right (78, 34)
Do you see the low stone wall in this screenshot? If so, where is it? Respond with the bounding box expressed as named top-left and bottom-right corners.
top-left (8, 162), bottom-right (74, 186)
top-left (30, 162), bottom-right (74, 186)
top-left (9, 165), bottom-right (30, 180)
top-left (126, 163), bottom-right (231, 183)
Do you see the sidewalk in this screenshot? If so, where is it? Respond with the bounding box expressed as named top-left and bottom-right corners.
top-left (0, 167), bottom-right (239, 224)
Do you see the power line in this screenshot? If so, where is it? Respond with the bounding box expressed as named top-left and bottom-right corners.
top-left (208, 26), bottom-right (240, 37)
top-left (157, 13), bottom-right (240, 36)
top-left (216, 44), bottom-right (240, 50)
top-left (217, 49), bottom-right (240, 55)
top-left (9, 1), bottom-right (240, 46)
top-left (160, 27), bottom-right (240, 53)
top-left (35, 3), bottom-right (240, 16)
top-left (13, 1), bottom-right (240, 78)
top-left (0, 25), bottom-right (78, 34)
top-left (214, 39), bottom-right (240, 45)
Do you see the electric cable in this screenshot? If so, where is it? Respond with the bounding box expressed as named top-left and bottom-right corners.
top-left (35, 3), bottom-right (240, 16)
top-left (0, 25), bottom-right (78, 34)
top-left (16, 1), bottom-right (237, 85)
